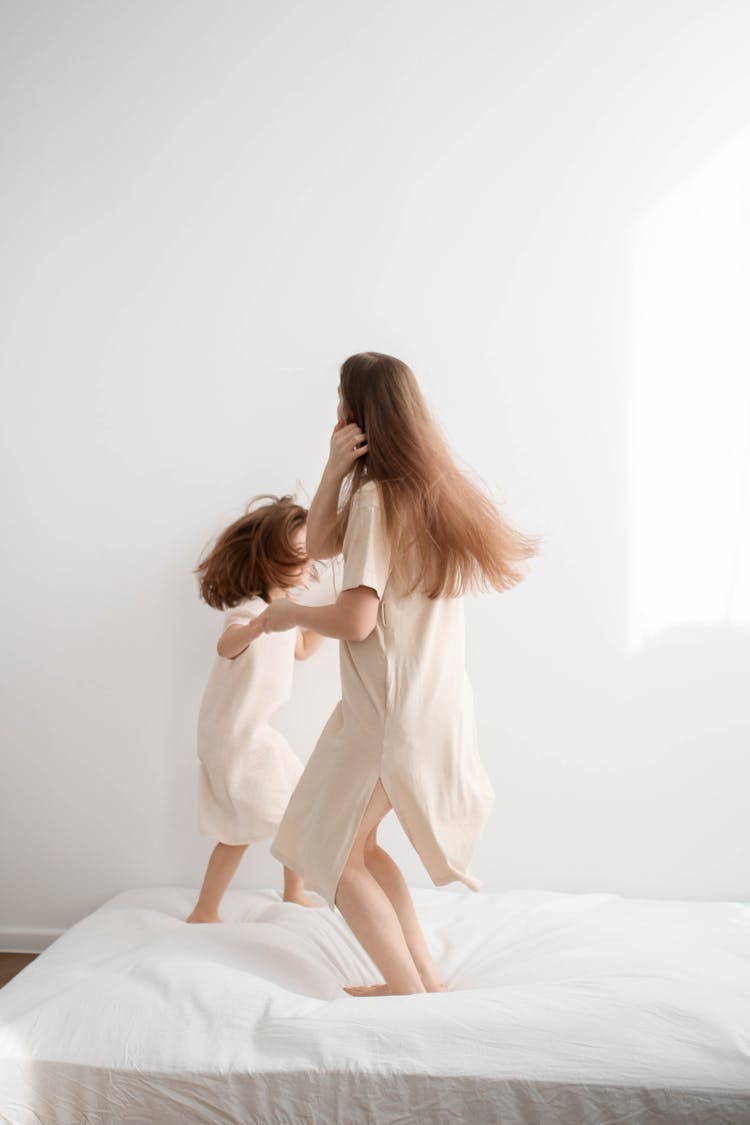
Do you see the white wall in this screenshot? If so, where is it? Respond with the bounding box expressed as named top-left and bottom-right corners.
top-left (2, 0), bottom-right (749, 942)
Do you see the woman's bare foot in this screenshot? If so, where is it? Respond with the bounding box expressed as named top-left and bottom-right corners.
top-left (186, 908), bottom-right (222, 923)
top-left (343, 981), bottom-right (448, 997)
top-left (343, 983), bottom-right (392, 996)
top-left (282, 893), bottom-right (323, 908)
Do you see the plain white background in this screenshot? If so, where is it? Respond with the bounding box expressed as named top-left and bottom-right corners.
top-left (1, 0), bottom-right (748, 942)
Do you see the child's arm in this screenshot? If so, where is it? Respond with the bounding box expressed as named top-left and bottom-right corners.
top-left (294, 627), bottom-right (326, 661)
top-left (217, 619), bottom-right (263, 660)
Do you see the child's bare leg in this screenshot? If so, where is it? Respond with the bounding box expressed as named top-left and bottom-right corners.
top-left (364, 843), bottom-right (446, 992)
top-left (282, 865), bottom-right (320, 908)
top-left (336, 779), bottom-right (427, 996)
top-left (186, 842), bottom-right (248, 923)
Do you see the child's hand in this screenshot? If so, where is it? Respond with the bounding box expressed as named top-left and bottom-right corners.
top-left (255, 599), bottom-right (299, 633)
top-left (327, 421), bottom-right (368, 479)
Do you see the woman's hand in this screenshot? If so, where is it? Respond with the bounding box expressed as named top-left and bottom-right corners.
top-left (255, 598), bottom-right (300, 634)
top-left (327, 420), bottom-right (368, 480)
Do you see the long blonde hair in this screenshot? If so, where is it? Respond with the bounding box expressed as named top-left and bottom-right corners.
top-left (332, 351), bottom-right (541, 598)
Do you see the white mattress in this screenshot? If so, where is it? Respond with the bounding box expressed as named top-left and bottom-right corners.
top-left (1, 885), bottom-right (748, 1124)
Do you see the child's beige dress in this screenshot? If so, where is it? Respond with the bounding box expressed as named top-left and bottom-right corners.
top-left (197, 597), bottom-right (302, 845)
top-left (270, 479), bottom-right (496, 911)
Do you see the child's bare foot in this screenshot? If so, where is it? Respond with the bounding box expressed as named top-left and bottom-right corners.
top-left (186, 908), bottom-right (222, 923)
top-left (282, 893), bottom-right (322, 908)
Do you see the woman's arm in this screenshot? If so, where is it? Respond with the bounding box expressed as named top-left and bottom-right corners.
top-left (257, 587), bottom-right (380, 642)
top-left (216, 620), bottom-right (263, 660)
top-left (306, 421), bottom-right (369, 558)
top-left (294, 588), bottom-right (379, 642)
top-left (305, 466), bottom-right (344, 559)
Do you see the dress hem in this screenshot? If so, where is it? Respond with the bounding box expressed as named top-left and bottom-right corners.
top-left (269, 842), bottom-right (338, 912)
top-left (270, 773), bottom-right (484, 912)
top-left (199, 828), bottom-right (280, 847)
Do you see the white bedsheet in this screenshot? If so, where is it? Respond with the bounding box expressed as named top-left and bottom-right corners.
top-left (1, 885), bottom-right (748, 1124)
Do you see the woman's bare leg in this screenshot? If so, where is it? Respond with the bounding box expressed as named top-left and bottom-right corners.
top-left (186, 842), bottom-right (248, 923)
top-left (336, 779), bottom-right (429, 996)
top-left (363, 843), bottom-right (446, 992)
top-left (336, 859), bottom-right (426, 994)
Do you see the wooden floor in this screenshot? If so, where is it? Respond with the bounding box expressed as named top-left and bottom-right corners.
top-left (0, 951), bottom-right (38, 988)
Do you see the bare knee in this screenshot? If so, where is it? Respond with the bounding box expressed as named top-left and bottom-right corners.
top-left (343, 781), bottom-right (391, 870)
top-left (363, 839), bottom-right (387, 867)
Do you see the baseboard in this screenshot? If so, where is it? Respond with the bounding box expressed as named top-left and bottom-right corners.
top-left (0, 927), bottom-right (64, 954)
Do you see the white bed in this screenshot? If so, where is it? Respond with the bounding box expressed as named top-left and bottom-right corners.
top-left (1, 885), bottom-right (748, 1124)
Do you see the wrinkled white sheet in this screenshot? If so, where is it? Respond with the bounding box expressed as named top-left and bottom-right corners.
top-left (1, 886), bottom-right (749, 1124)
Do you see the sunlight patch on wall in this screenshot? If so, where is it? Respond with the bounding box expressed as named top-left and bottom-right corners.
top-left (627, 130), bottom-right (750, 652)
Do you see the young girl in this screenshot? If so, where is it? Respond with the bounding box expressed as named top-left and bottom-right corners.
top-left (254, 352), bottom-right (542, 994)
top-left (186, 495), bottom-right (326, 924)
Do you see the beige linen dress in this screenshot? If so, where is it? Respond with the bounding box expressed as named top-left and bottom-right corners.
top-left (270, 478), bottom-right (496, 911)
top-left (197, 597), bottom-right (303, 845)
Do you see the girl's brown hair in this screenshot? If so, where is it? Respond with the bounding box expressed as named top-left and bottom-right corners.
top-left (333, 352), bottom-right (542, 598)
top-left (196, 494), bottom-right (315, 609)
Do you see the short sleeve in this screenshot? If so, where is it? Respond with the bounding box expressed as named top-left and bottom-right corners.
top-left (223, 599), bottom-right (261, 629)
top-left (341, 494), bottom-right (391, 599)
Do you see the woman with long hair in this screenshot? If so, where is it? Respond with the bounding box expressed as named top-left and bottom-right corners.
top-left (254, 351), bottom-right (541, 995)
